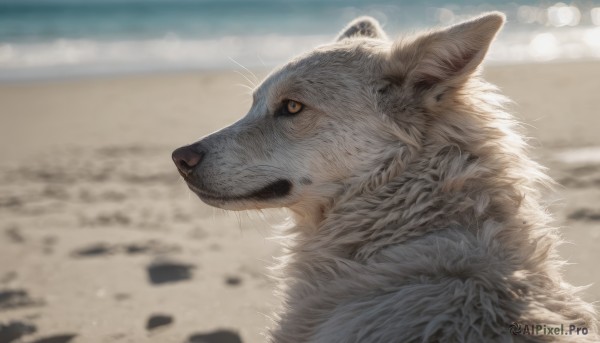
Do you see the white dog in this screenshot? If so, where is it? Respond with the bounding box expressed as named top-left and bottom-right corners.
top-left (173, 12), bottom-right (598, 342)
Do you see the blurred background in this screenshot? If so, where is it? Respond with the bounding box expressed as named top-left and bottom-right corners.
top-left (0, 1), bottom-right (599, 343)
top-left (0, 0), bottom-right (600, 80)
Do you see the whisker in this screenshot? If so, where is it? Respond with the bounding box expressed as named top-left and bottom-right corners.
top-left (256, 53), bottom-right (267, 68)
top-left (232, 69), bottom-right (257, 90)
top-left (234, 83), bottom-right (255, 94)
top-left (228, 56), bottom-right (259, 84)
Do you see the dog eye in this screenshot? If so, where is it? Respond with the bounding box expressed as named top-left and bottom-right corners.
top-left (277, 100), bottom-right (304, 117)
top-left (286, 100), bottom-right (303, 114)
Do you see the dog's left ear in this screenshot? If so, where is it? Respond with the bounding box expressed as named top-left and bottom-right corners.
top-left (336, 16), bottom-right (387, 41)
top-left (387, 12), bottom-right (504, 93)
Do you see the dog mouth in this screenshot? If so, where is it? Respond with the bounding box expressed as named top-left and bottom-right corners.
top-left (182, 176), bottom-right (292, 203)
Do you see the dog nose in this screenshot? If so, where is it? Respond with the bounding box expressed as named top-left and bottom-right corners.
top-left (172, 144), bottom-right (205, 176)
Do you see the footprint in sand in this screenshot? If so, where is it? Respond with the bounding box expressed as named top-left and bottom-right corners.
top-left (147, 261), bottom-right (196, 285)
top-left (71, 243), bottom-right (114, 257)
top-left (30, 334), bottom-right (77, 343)
top-left (123, 241), bottom-right (181, 255)
top-left (568, 208), bottom-right (600, 222)
top-left (0, 289), bottom-right (44, 310)
top-left (186, 329), bottom-right (242, 343)
top-left (225, 276), bottom-right (242, 287)
top-left (146, 314), bottom-right (174, 331)
top-left (71, 240), bottom-right (181, 259)
top-left (0, 320), bottom-right (36, 343)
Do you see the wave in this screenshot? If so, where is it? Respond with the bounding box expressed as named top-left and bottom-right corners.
top-left (1, 27), bottom-right (599, 81)
top-left (0, 35), bottom-right (330, 80)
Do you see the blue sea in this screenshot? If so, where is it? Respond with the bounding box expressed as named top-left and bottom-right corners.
top-left (0, 0), bottom-right (599, 80)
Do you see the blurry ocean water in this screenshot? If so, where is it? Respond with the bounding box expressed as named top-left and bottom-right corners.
top-left (0, 0), bottom-right (599, 80)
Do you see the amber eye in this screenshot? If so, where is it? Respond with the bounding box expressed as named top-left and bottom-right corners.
top-left (275, 99), bottom-right (305, 117)
top-left (285, 100), bottom-right (303, 115)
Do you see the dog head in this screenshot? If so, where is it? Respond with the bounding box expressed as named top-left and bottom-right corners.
top-left (172, 13), bottom-right (505, 214)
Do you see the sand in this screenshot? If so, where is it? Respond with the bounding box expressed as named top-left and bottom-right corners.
top-left (0, 61), bottom-right (599, 343)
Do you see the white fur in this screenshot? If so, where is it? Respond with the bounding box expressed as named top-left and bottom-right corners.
top-left (175, 12), bottom-right (598, 342)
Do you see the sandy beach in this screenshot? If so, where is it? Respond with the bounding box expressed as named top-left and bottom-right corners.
top-left (1, 61), bottom-right (599, 343)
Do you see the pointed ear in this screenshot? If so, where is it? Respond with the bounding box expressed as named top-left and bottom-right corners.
top-left (388, 12), bottom-right (505, 91)
top-left (336, 16), bottom-right (388, 41)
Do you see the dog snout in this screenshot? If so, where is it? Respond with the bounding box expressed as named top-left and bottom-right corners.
top-left (172, 143), bottom-right (206, 176)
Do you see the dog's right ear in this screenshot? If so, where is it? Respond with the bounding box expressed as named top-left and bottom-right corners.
top-left (336, 16), bottom-right (388, 41)
top-left (385, 12), bottom-right (505, 94)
